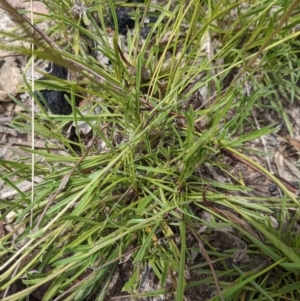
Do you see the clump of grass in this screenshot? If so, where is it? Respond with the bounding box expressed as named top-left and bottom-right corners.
top-left (0, 0), bottom-right (300, 300)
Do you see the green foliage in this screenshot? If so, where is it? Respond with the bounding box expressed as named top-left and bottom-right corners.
top-left (0, 0), bottom-right (300, 300)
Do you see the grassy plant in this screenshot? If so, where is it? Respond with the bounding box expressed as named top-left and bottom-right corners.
top-left (0, 0), bottom-right (300, 300)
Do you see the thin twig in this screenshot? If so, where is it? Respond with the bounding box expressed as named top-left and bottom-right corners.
top-left (187, 225), bottom-right (225, 301)
top-left (0, 141), bottom-right (64, 150)
top-left (33, 136), bottom-right (97, 232)
top-left (221, 148), bottom-right (298, 194)
top-left (30, 0), bottom-right (35, 231)
top-left (0, 53), bottom-right (24, 58)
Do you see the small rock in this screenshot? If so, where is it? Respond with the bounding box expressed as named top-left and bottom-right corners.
top-left (37, 90), bottom-right (72, 115)
top-left (0, 56), bottom-right (25, 97)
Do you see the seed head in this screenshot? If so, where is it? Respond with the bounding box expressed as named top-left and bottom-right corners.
top-left (70, 1), bottom-right (87, 18)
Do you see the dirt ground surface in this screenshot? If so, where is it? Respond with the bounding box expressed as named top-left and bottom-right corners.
top-left (0, 1), bottom-right (300, 301)
top-left (5, 0), bottom-right (47, 14)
